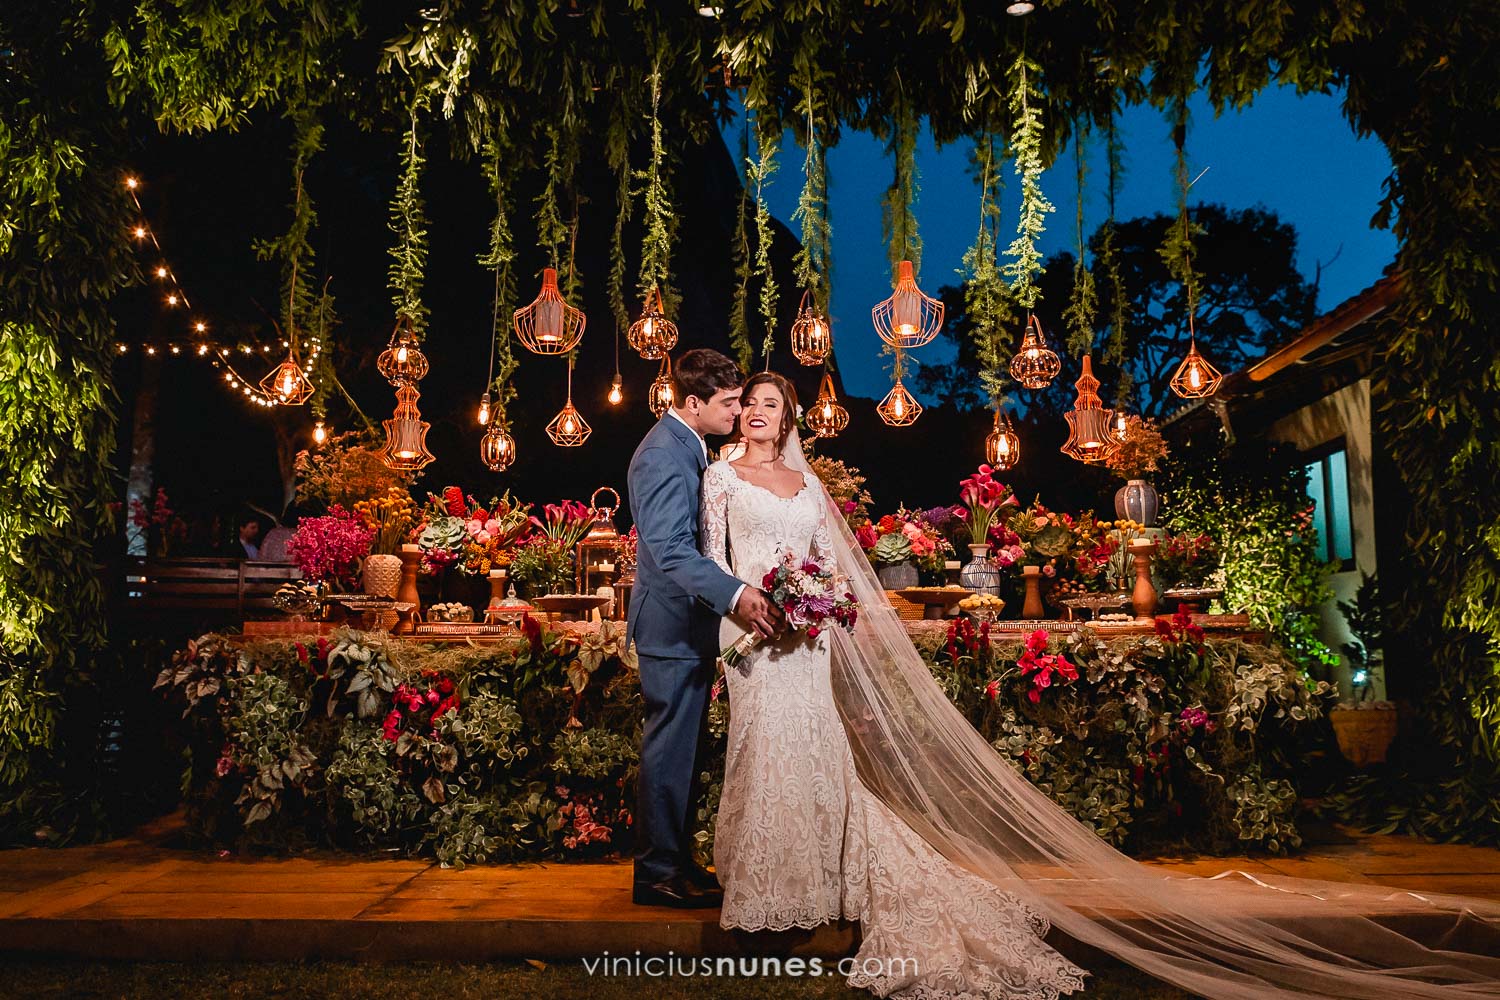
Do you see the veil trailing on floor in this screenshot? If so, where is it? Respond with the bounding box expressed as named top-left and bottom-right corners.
top-left (780, 428), bottom-right (1500, 998)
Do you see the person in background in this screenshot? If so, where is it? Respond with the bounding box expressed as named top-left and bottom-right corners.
top-left (230, 513), bottom-right (262, 560)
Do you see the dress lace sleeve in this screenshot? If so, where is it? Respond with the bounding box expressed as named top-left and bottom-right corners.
top-left (701, 462), bottom-right (734, 577)
top-left (808, 472), bottom-right (837, 569)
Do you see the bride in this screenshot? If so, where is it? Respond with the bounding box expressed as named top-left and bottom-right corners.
top-left (702, 371), bottom-right (1500, 999)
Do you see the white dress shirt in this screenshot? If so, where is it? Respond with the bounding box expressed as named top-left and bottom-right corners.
top-left (667, 408), bottom-right (746, 610)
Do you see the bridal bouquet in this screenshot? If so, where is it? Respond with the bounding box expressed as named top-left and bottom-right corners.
top-left (721, 550), bottom-right (859, 668)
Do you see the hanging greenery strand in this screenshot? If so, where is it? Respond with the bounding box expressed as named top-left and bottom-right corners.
top-left (962, 129), bottom-right (1014, 404)
top-left (479, 131), bottom-right (519, 408)
top-left (534, 123), bottom-right (570, 271)
top-left (750, 111), bottom-right (780, 366)
top-left (1061, 119), bottom-right (1099, 357)
top-left (727, 121), bottom-right (754, 370)
top-left (1099, 105), bottom-right (1132, 404)
top-left (636, 60), bottom-right (677, 313)
top-left (881, 83), bottom-right (922, 277)
top-left (606, 105), bottom-right (633, 336)
top-left (1002, 52), bottom-right (1054, 311)
top-left (388, 90), bottom-right (432, 338)
top-left (792, 79), bottom-right (832, 313)
top-left (1160, 97), bottom-right (1201, 318)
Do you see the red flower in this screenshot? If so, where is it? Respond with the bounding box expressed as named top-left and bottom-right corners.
top-left (521, 613), bottom-right (543, 653)
top-left (855, 524), bottom-right (879, 549)
top-left (443, 486), bottom-right (466, 517)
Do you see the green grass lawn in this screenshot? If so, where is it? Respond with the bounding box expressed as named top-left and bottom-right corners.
top-left (0, 959), bottom-right (1194, 999)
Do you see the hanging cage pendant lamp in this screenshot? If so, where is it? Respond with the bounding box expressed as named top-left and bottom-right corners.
top-left (513, 267), bottom-right (585, 355)
top-left (648, 354), bottom-right (676, 417)
top-left (629, 287), bottom-right (679, 360)
top-left (986, 408), bottom-right (1022, 471)
top-left (805, 371), bottom-right (850, 438)
top-left (872, 260), bottom-right (943, 350)
top-left (377, 316), bottom-right (430, 386)
top-left (1008, 313), bottom-right (1062, 389)
top-left (261, 358), bottom-right (314, 405)
top-left (790, 290), bottom-right (833, 366)
top-left (546, 360), bottom-right (592, 447)
top-left (480, 416), bottom-right (517, 471)
top-left (1060, 355), bottom-right (1117, 464)
top-left (381, 384), bottom-right (435, 472)
top-left (1170, 318), bottom-right (1223, 398)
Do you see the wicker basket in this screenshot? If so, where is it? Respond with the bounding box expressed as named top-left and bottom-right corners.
top-left (885, 590), bottom-right (927, 622)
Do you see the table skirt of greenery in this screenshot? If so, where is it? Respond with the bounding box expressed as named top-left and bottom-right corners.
top-left (156, 617), bottom-right (1332, 868)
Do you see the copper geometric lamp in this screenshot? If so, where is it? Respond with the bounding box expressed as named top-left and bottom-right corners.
top-left (546, 359), bottom-right (591, 447)
top-left (260, 358), bottom-right (314, 406)
top-left (1008, 313), bottom-right (1062, 389)
top-left (1060, 354), bottom-right (1117, 464)
top-left (877, 352), bottom-right (922, 427)
top-left (790, 290), bottom-right (833, 365)
top-left (628, 287), bottom-right (678, 361)
top-left (1170, 318), bottom-right (1223, 398)
top-left (872, 260), bottom-right (943, 350)
top-left (805, 371), bottom-right (849, 438)
top-left (513, 267), bottom-right (585, 356)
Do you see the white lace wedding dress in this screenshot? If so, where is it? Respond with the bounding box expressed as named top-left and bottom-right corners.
top-left (702, 459), bottom-right (1087, 1000)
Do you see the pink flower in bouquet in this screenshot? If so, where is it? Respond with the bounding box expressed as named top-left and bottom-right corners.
top-left (1042, 563), bottom-right (1056, 578)
top-left (286, 506), bottom-right (373, 584)
top-left (724, 550), bottom-right (858, 668)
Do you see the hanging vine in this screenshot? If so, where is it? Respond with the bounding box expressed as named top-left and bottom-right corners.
top-left (388, 89), bottom-right (432, 338)
top-left (1159, 97), bottom-right (1201, 321)
top-left (1001, 52), bottom-right (1054, 311)
top-left (749, 111), bottom-right (780, 366)
top-left (727, 121), bottom-right (754, 370)
top-left (962, 129), bottom-right (1014, 403)
top-left (1098, 105), bottom-right (1132, 404)
top-left (635, 60), bottom-right (677, 314)
top-left (881, 83), bottom-right (922, 276)
top-left (605, 95), bottom-right (634, 337)
top-left (479, 130), bottom-right (519, 409)
top-left (1061, 119), bottom-right (1099, 357)
top-left (534, 123), bottom-right (570, 272)
top-left (792, 80), bottom-right (832, 313)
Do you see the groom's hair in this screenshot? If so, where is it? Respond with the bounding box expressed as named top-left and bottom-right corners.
top-left (673, 348), bottom-right (743, 406)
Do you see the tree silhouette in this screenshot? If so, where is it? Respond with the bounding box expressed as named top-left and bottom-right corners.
top-left (915, 203), bottom-right (1317, 419)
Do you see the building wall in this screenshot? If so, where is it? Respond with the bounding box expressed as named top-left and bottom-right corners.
top-left (1265, 378), bottom-right (1380, 699)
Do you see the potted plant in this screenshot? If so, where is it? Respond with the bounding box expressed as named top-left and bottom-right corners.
top-left (1104, 415), bottom-right (1169, 527)
top-left (1329, 574), bottom-right (1397, 767)
top-left (508, 535), bottom-right (574, 598)
top-left (954, 465), bottom-right (1017, 598)
top-left (354, 487), bottom-right (416, 598)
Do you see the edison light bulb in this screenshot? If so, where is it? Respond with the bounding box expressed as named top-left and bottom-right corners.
top-left (562, 415), bottom-right (576, 434)
top-left (279, 371), bottom-right (296, 398)
top-left (608, 376), bottom-right (623, 405)
top-left (642, 316), bottom-right (655, 338)
top-left (132, 226), bottom-right (146, 239)
top-left (477, 394), bottom-right (491, 425)
top-left (396, 345), bottom-right (409, 364)
top-left (893, 396), bottom-right (906, 418)
top-left (998, 437), bottom-right (1012, 457)
top-left (313, 421), bottom-right (327, 445)
top-left (1188, 364), bottom-right (1203, 390)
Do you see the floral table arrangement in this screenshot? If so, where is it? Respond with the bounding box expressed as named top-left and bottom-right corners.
top-left (285, 506), bottom-right (374, 589)
top-left (353, 487), bottom-right (417, 598)
top-left (1105, 415), bottom-right (1169, 527)
top-left (855, 506), bottom-right (954, 589)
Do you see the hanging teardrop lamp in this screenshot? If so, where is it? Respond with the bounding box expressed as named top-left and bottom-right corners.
top-left (1169, 316), bottom-right (1223, 398)
top-left (513, 267), bottom-right (585, 355)
top-left (805, 371), bottom-right (850, 438)
top-left (986, 408), bottom-right (1021, 471)
top-left (790, 290), bottom-right (833, 365)
top-left (872, 260), bottom-right (943, 350)
top-left (1060, 354), bottom-right (1118, 464)
top-left (648, 354), bottom-right (676, 417)
top-left (629, 287), bottom-right (678, 360)
top-left (546, 358), bottom-right (592, 447)
top-left (1008, 313), bottom-right (1062, 389)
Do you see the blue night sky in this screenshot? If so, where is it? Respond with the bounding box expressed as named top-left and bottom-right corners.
top-left (725, 84), bottom-right (1397, 401)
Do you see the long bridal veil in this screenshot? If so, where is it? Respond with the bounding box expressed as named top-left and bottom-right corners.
top-left (780, 428), bottom-right (1500, 998)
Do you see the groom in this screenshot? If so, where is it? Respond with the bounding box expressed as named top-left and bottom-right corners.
top-left (626, 348), bottom-right (783, 908)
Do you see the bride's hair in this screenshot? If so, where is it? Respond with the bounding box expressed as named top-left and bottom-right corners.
top-left (732, 371), bottom-right (799, 454)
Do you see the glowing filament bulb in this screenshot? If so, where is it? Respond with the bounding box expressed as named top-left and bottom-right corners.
top-left (477, 394), bottom-right (491, 425)
top-left (166, 294), bottom-right (179, 306)
top-left (562, 416), bottom-right (576, 434)
top-left (132, 226), bottom-right (146, 239)
top-left (155, 266), bottom-right (168, 278)
top-left (642, 317), bottom-right (655, 338)
top-left (279, 371), bottom-right (296, 397)
top-left (125, 177), bottom-right (139, 190)
top-left (1188, 365), bottom-right (1203, 390)
top-left (313, 421), bottom-right (327, 445)
top-left (893, 395), bottom-right (905, 418)
top-left (194, 321), bottom-right (206, 333)
top-left (608, 375), bottom-right (623, 405)
top-left (998, 437), bottom-right (1012, 457)
top-left (396, 345), bottom-right (408, 364)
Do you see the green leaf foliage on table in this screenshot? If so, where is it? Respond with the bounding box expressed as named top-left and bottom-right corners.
top-left (157, 619), bottom-right (1332, 865)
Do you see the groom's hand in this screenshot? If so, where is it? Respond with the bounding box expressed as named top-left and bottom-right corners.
top-left (735, 587), bottom-right (785, 640)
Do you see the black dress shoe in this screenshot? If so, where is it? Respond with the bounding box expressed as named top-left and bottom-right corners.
top-left (632, 874), bottom-right (723, 909)
top-left (680, 860), bottom-right (721, 891)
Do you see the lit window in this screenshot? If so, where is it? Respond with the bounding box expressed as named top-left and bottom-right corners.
top-left (1305, 443), bottom-right (1354, 568)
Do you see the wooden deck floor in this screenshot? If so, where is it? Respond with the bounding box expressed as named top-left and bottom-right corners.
top-left (2, 814), bottom-right (1498, 963)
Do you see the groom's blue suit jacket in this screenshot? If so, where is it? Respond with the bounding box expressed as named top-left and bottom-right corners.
top-left (626, 415), bottom-right (743, 660)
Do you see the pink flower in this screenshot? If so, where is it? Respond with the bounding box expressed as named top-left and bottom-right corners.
top-left (855, 524), bottom-right (879, 549)
top-left (1042, 563), bottom-right (1056, 578)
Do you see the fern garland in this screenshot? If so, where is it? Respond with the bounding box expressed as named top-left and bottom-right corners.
top-left (1159, 97), bottom-right (1201, 318)
top-left (387, 90), bottom-right (432, 338)
top-left (635, 62), bottom-right (677, 313)
top-left (1001, 53), bottom-right (1054, 311)
top-left (727, 121), bottom-right (754, 371)
top-left (1099, 106), bottom-right (1132, 404)
top-left (479, 132), bottom-right (519, 409)
top-left (881, 85), bottom-right (922, 277)
top-left (749, 112), bottom-right (780, 367)
top-left (962, 130), bottom-right (1015, 404)
top-left (792, 81), bottom-right (832, 313)
top-left (1061, 120), bottom-right (1099, 357)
